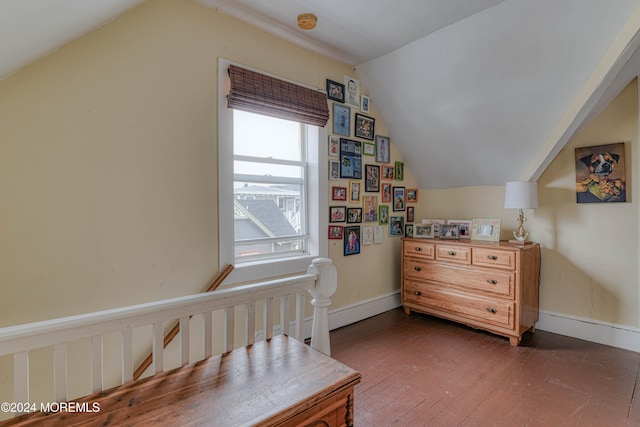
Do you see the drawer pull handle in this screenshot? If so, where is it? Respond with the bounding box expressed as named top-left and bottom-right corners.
top-left (487, 255), bottom-right (498, 260)
top-left (486, 307), bottom-right (497, 314)
top-left (414, 291), bottom-right (422, 296)
top-left (414, 267), bottom-right (422, 272)
top-left (415, 247), bottom-right (422, 251)
top-left (447, 251), bottom-right (456, 256)
top-left (487, 279), bottom-right (498, 285)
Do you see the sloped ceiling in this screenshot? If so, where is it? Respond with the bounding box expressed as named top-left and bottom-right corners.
top-left (2, 0), bottom-right (640, 189)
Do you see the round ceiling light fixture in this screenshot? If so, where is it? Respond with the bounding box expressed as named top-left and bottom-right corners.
top-left (297, 13), bottom-right (317, 30)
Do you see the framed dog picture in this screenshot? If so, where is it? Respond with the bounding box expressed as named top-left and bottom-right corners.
top-left (575, 142), bottom-right (626, 203)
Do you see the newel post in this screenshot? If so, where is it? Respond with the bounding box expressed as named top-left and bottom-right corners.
top-left (307, 257), bottom-right (337, 356)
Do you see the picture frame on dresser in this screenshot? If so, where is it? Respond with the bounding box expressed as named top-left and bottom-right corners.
top-left (414, 224), bottom-right (434, 239)
top-left (471, 218), bottom-right (501, 241)
top-left (447, 219), bottom-right (472, 239)
top-left (439, 224), bottom-right (460, 240)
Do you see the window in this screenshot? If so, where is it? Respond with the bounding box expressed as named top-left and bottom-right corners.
top-left (218, 60), bottom-right (328, 285)
top-left (233, 110), bottom-right (307, 262)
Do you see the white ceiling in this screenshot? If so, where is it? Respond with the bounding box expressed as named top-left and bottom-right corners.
top-left (2, 0), bottom-right (640, 189)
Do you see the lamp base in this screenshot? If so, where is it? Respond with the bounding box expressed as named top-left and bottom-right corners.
top-left (508, 239), bottom-right (534, 245)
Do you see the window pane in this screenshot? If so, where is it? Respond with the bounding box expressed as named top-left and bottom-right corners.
top-left (233, 110), bottom-right (301, 161)
top-left (234, 161), bottom-right (303, 179)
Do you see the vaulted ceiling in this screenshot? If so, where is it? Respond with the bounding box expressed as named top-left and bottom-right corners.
top-left (2, 0), bottom-right (640, 189)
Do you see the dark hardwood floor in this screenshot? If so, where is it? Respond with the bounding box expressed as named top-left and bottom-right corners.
top-left (330, 308), bottom-right (640, 427)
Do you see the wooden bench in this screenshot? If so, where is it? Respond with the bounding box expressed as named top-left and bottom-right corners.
top-left (1, 335), bottom-right (360, 426)
top-left (0, 258), bottom-right (354, 426)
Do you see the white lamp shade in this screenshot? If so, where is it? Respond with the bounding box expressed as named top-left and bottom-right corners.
top-left (504, 181), bottom-right (538, 209)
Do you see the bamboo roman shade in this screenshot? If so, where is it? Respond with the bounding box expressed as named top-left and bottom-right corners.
top-left (227, 64), bottom-right (330, 127)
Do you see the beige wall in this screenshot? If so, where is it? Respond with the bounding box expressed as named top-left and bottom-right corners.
top-left (0, 0), bottom-right (408, 328)
top-left (416, 79), bottom-right (639, 329)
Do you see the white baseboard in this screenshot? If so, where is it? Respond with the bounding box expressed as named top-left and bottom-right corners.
top-left (327, 291), bottom-right (402, 332)
top-left (536, 310), bottom-right (640, 353)
top-left (262, 294), bottom-right (639, 355)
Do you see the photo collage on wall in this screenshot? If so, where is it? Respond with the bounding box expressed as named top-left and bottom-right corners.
top-left (327, 76), bottom-right (416, 256)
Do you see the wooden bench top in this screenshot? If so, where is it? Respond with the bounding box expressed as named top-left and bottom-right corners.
top-left (2, 335), bottom-right (361, 426)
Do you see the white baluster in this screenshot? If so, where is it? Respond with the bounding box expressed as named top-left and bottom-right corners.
top-left (308, 258), bottom-right (337, 356)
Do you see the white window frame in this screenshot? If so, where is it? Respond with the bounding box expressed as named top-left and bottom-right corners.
top-left (218, 58), bottom-right (328, 286)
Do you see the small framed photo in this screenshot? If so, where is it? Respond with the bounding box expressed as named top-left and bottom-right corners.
top-left (406, 206), bottom-right (415, 223)
top-left (378, 205), bottom-right (389, 225)
top-left (393, 187), bottom-right (405, 211)
top-left (471, 219), bottom-right (501, 242)
top-left (347, 207), bottom-right (363, 223)
top-left (406, 189), bottom-right (418, 202)
top-left (328, 225), bottom-right (343, 239)
top-left (329, 206), bottom-right (346, 223)
top-left (375, 135), bottom-right (390, 163)
top-left (382, 165), bottom-right (394, 180)
top-left (390, 216), bottom-right (405, 237)
top-left (360, 95), bottom-right (370, 113)
top-left (344, 226), bottom-right (361, 256)
top-left (349, 180), bottom-right (362, 203)
top-left (361, 226), bottom-right (373, 245)
top-left (332, 186), bottom-right (347, 201)
top-left (405, 224), bottom-right (414, 238)
top-left (354, 113), bottom-right (375, 140)
top-left (363, 142), bottom-right (375, 156)
top-left (422, 219), bottom-right (445, 237)
top-left (414, 224), bottom-right (434, 239)
top-left (395, 161), bottom-right (404, 181)
top-left (440, 224), bottom-right (460, 240)
top-left (326, 79), bottom-right (345, 103)
top-left (333, 104), bottom-right (351, 136)
top-left (374, 226), bottom-right (384, 244)
top-left (364, 195), bottom-right (378, 222)
top-left (329, 135), bottom-right (339, 157)
top-left (381, 183), bottom-right (392, 203)
top-left (329, 159), bottom-right (340, 180)
top-left (447, 220), bottom-right (472, 239)
top-left (365, 164), bottom-right (380, 192)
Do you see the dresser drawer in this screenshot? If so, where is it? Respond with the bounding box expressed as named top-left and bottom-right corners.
top-left (435, 244), bottom-right (471, 264)
top-left (403, 240), bottom-right (435, 259)
top-left (472, 248), bottom-right (515, 270)
top-left (404, 281), bottom-right (514, 329)
top-left (411, 262), bottom-right (515, 298)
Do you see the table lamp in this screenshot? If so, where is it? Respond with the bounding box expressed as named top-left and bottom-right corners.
top-left (504, 181), bottom-right (538, 242)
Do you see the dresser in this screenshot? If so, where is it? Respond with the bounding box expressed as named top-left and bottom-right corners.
top-left (401, 238), bottom-right (540, 345)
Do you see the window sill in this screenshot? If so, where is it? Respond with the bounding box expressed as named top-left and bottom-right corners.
top-left (220, 254), bottom-right (318, 287)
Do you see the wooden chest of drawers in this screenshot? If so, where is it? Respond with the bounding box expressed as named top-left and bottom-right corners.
top-left (401, 238), bottom-right (540, 346)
